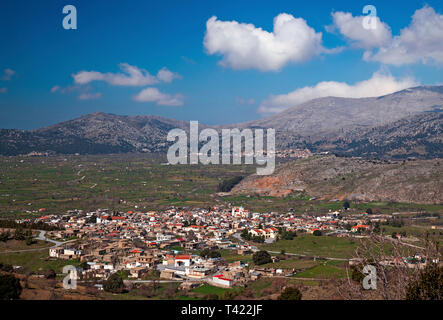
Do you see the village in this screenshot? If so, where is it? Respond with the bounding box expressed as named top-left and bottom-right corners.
top-left (6, 205), bottom-right (398, 290)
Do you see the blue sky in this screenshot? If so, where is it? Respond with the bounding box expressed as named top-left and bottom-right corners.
top-left (0, 0), bottom-right (442, 129)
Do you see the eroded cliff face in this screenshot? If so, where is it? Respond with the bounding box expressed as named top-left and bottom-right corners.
top-left (231, 155), bottom-right (443, 204)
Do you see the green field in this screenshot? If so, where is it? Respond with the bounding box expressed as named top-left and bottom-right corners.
top-left (0, 154), bottom-right (255, 217)
top-left (0, 239), bottom-right (50, 252)
top-left (1, 154), bottom-right (440, 218)
top-left (260, 258), bottom-right (319, 270)
top-left (260, 234), bottom-right (360, 259)
top-left (293, 264), bottom-right (347, 279)
top-left (0, 248), bottom-right (81, 273)
top-left (220, 249), bottom-right (253, 263)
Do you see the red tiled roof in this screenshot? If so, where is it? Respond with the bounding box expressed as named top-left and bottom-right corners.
top-left (111, 216), bottom-right (126, 221)
top-left (175, 255), bottom-right (191, 260)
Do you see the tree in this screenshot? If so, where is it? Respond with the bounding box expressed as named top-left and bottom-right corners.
top-left (343, 201), bottom-right (350, 210)
top-left (218, 176), bottom-right (243, 192)
top-left (44, 269), bottom-right (56, 279)
top-left (13, 228), bottom-right (25, 241)
top-left (0, 274), bottom-right (22, 300)
top-left (0, 232), bottom-right (9, 242)
top-left (313, 230), bottom-right (322, 236)
top-left (406, 264), bottom-right (443, 300)
top-left (199, 249), bottom-right (221, 259)
top-left (366, 208), bottom-right (373, 215)
top-left (103, 273), bottom-right (124, 293)
top-left (252, 250), bottom-right (272, 265)
top-left (350, 265), bottom-right (365, 283)
top-left (25, 236), bottom-right (35, 246)
top-left (278, 287), bottom-right (302, 300)
top-left (0, 263), bottom-right (13, 272)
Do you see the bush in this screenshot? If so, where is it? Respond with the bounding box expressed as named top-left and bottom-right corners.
top-left (44, 269), bottom-right (56, 279)
top-left (25, 236), bottom-right (35, 246)
top-left (313, 230), bottom-right (322, 236)
top-left (406, 264), bottom-right (443, 300)
top-left (0, 232), bottom-right (10, 242)
top-left (278, 287), bottom-right (302, 300)
top-left (252, 250), bottom-right (272, 265)
top-left (103, 273), bottom-right (124, 293)
top-left (0, 263), bottom-right (13, 272)
top-left (350, 265), bottom-right (365, 283)
top-left (0, 274), bottom-right (22, 300)
top-left (218, 176), bottom-right (243, 192)
top-left (199, 249), bottom-right (221, 259)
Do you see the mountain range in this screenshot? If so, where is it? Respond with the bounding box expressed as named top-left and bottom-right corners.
top-left (1, 86), bottom-right (442, 159)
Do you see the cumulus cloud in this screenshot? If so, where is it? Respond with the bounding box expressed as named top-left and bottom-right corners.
top-left (364, 6), bottom-right (443, 65)
top-left (259, 72), bottom-right (418, 113)
top-left (156, 67), bottom-right (182, 83)
top-left (203, 14), bottom-right (330, 71)
top-left (133, 87), bottom-right (184, 106)
top-left (1, 69), bottom-right (15, 81)
top-left (329, 11), bottom-right (392, 49)
top-left (73, 63), bottom-right (181, 86)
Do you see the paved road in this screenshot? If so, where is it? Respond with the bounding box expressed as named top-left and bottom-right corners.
top-left (34, 230), bottom-right (64, 247)
top-left (232, 233), bottom-right (259, 251)
top-left (0, 230), bottom-right (76, 254)
top-left (382, 235), bottom-right (425, 250)
top-left (266, 250), bottom-right (349, 261)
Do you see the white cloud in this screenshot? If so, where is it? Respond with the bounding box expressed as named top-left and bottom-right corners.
top-left (259, 72), bottom-right (418, 113)
top-left (156, 67), bottom-right (181, 83)
top-left (50, 84), bottom-right (101, 101)
top-left (50, 85), bottom-right (61, 93)
top-left (50, 84), bottom-right (81, 94)
top-left (203, 14), bottom-right (329, 71)
top-left (78, 92), bottom-right (102, 100)
top-left (0, 87), bottom-right (7, 93)
top-left (73, 63), bottom-right (180, 86)
top-left (1, 69), bottom-right (15, 81)
top-left (364, 6), bottom-right (443, 65)
top-left (133, 87), bottom-right (184, 106)
top-left (329, 11), bottom-right (392, 49)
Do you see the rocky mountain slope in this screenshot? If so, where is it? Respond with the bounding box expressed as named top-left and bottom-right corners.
top-left (231, 155), bottom-right (443, 204)
top-left (238, 86), bottom-right (443, 138)
top-left (0, 86), bottom-right (442, 158)
top-left (0, 112), bottom-right (190, 155)
top-left (308, 112), bottom-right (443, 159)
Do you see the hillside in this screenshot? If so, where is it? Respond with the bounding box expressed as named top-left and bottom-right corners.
top-left (309, 112), bottom-right (443, 159)
top-left (0, 86), bottom-right (442, 159)
top-left (0, 112), bottom-right (190, 155)
top-left (240, 86), bottom-right (443, 138)
top-left (231, 155), bottom-right (443, 204)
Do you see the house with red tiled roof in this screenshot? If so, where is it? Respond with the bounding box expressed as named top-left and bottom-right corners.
top-left (351, 224), bottom-right (370, 232)
top-left (212, 274), bottom-right (233, 287)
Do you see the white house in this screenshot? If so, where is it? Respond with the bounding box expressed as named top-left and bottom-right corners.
top-left (212, 274), bottom-right (233, 287)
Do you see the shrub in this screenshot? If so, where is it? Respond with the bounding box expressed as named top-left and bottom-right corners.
top-left (252, 250), bottom-right (272, 265)
top-left (103, 273), bottom-right (124, 293)
top-left (44, 269), bottom-right (56, 279)
top-left (406, 264), bottom-right (443, 300)
top-left (278, 287), bottom-right (302, 300)
top-left (0, 274), bottom-right (22, 300)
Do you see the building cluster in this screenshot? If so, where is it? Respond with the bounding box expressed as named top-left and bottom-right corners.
top-left (21, 205), bottom-right (390, 287)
